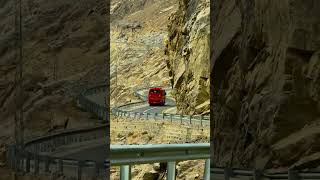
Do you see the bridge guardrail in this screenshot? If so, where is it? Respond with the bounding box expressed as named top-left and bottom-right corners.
top-left (7, 124), bottom-right (108, 179)
top-left (211, 167), bottom-right (320, 180)
top-left (111, 143), bottom-right (210, 180)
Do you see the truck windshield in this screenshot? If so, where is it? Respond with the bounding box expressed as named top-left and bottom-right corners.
top-left (150, 90), bottom-right (160, 94)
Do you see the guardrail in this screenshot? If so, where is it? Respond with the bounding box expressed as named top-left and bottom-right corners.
top-left (211, 167), bottom-right (320, 180)
top-left (112, 109), bottom-right (210, 126)
top-left (110, 143), bottom-right (210, 180)
top-left (7, 125), bottom-right (108, 179)
top-left (7, 145), bottom-right (107, 179)
top-left (77, 84), bottom-right (108, 120)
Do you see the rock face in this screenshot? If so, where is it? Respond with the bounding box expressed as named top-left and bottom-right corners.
top-left (0, 0), bottom-right (108, 141)
top-left (212, 0), bottom-right (320, 169)
top-left (165, 0), bottom-right (210, 115)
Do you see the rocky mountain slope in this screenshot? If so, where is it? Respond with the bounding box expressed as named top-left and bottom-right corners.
top-left (212, 0), bottom-right (320, 170)
top-left (165, 0), bottom-right (210, 115)
top-left (110, 0), bottom-right (177, 106)
top-left (0, 0), bottom-right (108, 177)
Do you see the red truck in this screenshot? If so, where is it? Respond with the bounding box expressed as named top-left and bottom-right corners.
top-left (148, 87), bottom-right (166, 106)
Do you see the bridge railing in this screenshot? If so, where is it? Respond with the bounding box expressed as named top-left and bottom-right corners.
top-left (77, 84), bottom-right (108, 120)
top-left (6, 125), bottom-right (108, 180)
top-left (112, 108), bottom-right (210, 126)
top-left (211, 167), bottom-right (320, 180)
top-left (110, 143), bottom-right (210, 180)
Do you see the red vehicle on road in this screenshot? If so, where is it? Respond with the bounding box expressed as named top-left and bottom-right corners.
top-left (148, 87), bottom-right (166, 106)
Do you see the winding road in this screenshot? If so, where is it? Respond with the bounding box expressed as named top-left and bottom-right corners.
top-left (49, 87), bottom-right (176, 163)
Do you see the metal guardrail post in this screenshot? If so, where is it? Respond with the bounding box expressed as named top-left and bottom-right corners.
top-left (200, 115), bottom-right (203, 126)
top-left (289, 169), bottom-right (300, 180)
top-left (58, 159), bottom-right (63, 173)
top-left (93, 162), bottom-right (99, 180)
top-left (120, 165), bottom-right (131, 180)
top-left (146, 113), bottom-right (149, 120)
top-left (170, 114), bottom-right (173, 122)
top-left (162, 113), bottom-right (165, 120)
top-left (224, 168), bottom-right (233, 180)
top-left (25, 155), bottom-right (30, 173)
top-left (253, 170), bottom-right (262, 180)
top-left (34, 155), bottom-right (39, 174)
top-left (203, 159), bottom-right (210, 180)
top-left (180, 115), bottom-right (183, 124)
top-left (44, 156), bottom-right (50, 173)
top-left (189, 115), bottom-right (192, 124)
top-left (78, 161), bottom-right (82, 180)
top-left (167, 161), bottom-right (176, 180)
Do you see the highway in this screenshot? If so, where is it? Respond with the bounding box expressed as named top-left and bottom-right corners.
top-left (50, 87), bottom-right (175, 163)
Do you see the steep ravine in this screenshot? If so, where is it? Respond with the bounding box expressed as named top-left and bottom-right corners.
top-left (212, 0), bottom-right (320, 170)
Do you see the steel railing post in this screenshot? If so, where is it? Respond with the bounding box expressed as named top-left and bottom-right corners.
top-left (253, 169), bottom-right (262, 180)
top-left (180, 115), bottom-right (183, 124)
top-left (203, 159), bottom-right (210, 180)
top-left (288, 169), bottom-right (299, 180)
top-left (189, 115), bottom-right (192, 124)
top-left (170, 114), bottom-right (173, 122)
top-left (167, 161), bottom-right (176, 180)
top-left (120, 165), bottom-right (131, 180)
top-left (25, 154), bottom-right (30, 173)
top-left (44, 156), bottom-right (50, 173)
top-left (58, 159), bottom-right (63, 173)
top-left (200, 115), bottom-right (203, 126)
top-left (224, 168), bottom-right (232, 180)
top-left (77, 161), bottom-right (82, 180)
top-left (34, 155), bottom-right (39, 174)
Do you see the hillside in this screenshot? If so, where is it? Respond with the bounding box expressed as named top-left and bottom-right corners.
top-left (0, 0), bottom-right (108, 177)
top-left (110, 0), bottom-right (178, 106)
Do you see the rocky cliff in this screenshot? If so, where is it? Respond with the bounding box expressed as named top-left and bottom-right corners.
top-left (212, 0), bottom-right (320, 170)
top-left (165, 0), bottom-right (210, 115)
top-left (0, 1), bottom-right (108, 172)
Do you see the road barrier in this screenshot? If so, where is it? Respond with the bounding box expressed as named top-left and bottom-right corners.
top-left (77, 84), bottom-right (108, 120)
top-left (7, 125), bottom-right (108, 179)
top-left (110, 143), bottom-right (210, 180)
top-left (211, 167), bottom-right (320, 180)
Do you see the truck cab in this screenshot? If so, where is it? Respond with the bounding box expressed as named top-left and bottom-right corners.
top-left (148, 87), bottom-right (166, 106)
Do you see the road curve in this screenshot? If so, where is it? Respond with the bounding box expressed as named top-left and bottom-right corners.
top-left (51, 87), bottom-right (176, 162)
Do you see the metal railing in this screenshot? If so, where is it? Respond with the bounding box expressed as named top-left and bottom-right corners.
top-left (6, 125), bottom-right (108, 179)
top-left (211, 167), bottom-right (320, 180)
top-left (110, 143), bottom-right (210, 180)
